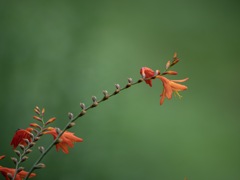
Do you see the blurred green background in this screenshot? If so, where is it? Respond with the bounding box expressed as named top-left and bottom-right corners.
top-left (0, 0), bottom-right (240, 180)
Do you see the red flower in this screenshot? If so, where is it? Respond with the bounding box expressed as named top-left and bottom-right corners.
top-left (140, 67), bottom-right (157, 87)
top-left (44, 127), bottom-right (83, 154)
top-left (0, 155), bottom-right (36, 180)
top-left (157, 76), bottom-right (188, 105)
top-left (0, 167), bottom-right (36, 180)
top-left (10, 128), bottom-right (33, 149)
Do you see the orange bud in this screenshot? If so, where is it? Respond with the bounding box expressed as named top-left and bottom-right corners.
top-left (33, 116), bottom-right (42, 121)
top-left (41, 108), bottom-right (45, 116)
top-left (45, 117), bottom-right (56, 125)
top-left (30, 123), bottom-right (41, 129)
top-left (162, 70), bottom-right (178, 75)
top-left (166, 60), bottom-right (171, 69)
top-left (34, 108), bottom-right (40, 115)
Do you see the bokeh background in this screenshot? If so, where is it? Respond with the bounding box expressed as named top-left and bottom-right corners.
top-left (0, 0), bottom-right (240, 180)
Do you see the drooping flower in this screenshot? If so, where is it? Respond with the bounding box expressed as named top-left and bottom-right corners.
top-left (140, 67), bottom-right (156, 87)
top-left (0, 155), bottom-right (36, 180)
top-left (10, 128), bottom-right (33, 149)
top-left (157, 75), bottom-right (188, 105)
top-left (44, 127), bottom-right (83, 154)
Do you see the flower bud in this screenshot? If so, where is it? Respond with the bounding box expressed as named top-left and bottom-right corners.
top-left (68, 112), bottom-right (74, 120)
top-left (102, 90), bottom-right (109, 100)
top-left (34, 163), bottom-right (46, 169)
top-left (33, 116), bottom-right (42, 121)
top-left (11, 157), bottom-right (18, 165)
top-left (14, 150), bottom-right (21, 157)
top-left (126, 78), bottom-right (133, 88)
top-left (91, 96), bottom-right (98, 107)
top-left (41, 108), bottom-right (45, 116)
top-left (21, 156), bottom-right (28, 162)
top-left (114, 84), bottom-right (120, 94)
top-left (45, 117), bottom-right (56, 125)
top-left (80, 103), bottom-right (86, 110)
top-left (25, 149), bottom-right (32, 154)
top-left (55, 128), bottom-right (61, 135)
top-left (38, 146), bottom-right (45, 153)
top-left (166, 60), bottom-right (171, 69)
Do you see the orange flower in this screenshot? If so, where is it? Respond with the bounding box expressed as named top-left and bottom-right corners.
top-left (140, 67), bottom-right (156, 87)
top-left (0, 155), bottom-right (36, 180)
top-left (10, 128), bottom-right (33, 149)
top-left (0, 167), bottom-right (36, 180)
top-left (44, 127), bottom-right (83, 154)
top-left (157, 75), bottom-right (188, 105)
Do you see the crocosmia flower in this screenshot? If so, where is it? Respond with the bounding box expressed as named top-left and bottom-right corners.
top-left (10, 128), bottom-right (33, 149)
top-left (140, 66), bottom-right (188, 105)
top-left (140, 67), bottom-right (156, 87)
top-left (0, 155), bottom-right (36, 180)
top-left (0, 167), bottom-right (36, 180)
top-left (44, 127), bottom-right (83, 154)
top-left (157, 76), bottom-right (188, 105)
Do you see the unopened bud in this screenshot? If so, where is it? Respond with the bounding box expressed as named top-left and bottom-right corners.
top-left (14, 150), bottom-right (21, 157)
top-left (25, 149), bottom-right (32, 154)
top-left (29, 123), bottom-right (41, 129)
top-left (114, 84), bottom-right (120, 94)
top-left (68, 112), bottom-right (74, 120)
top-left (11, 157), bottom-right (18, 165)
top-left (21, 156), bottom-right (28, 162)
top-left (55, 128), bottom-right (61, 135)
top-left (91, 96), bottom-right (98, 107)
top-left (45, 117), bottom-right (56, 125)
top-left (34, 163), bottom-right (46, 169)
top-left (29, 142), bottom-right (35, 148)
top-left (33, 116), bottom-right (42, 121)
top-left (34, 108), bottom-right (40, 115)
top-left (34, 137), bottom-right (40, 141)
top-left (38, 146), bottom-right (45, 153)
top-left (19, 145), bottom-right (25, 151)
top-left (155, 70), bottom-right (160, 76)
top-left (80, 103), bottom-right (86, 110)
top-left (102, 90), bottom-right (109, 100)
top-left (41, 108), bottom-right (45, 116)
top-left (166, 60), bottom-right (171, 70)
top-left (126, 78), bottom-right (133, 88)
top-left (23, 138), bottom-right (30, 145)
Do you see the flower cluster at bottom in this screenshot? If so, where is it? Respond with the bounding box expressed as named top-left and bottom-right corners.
top-left (0, 107), bottom-right (83, 179)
